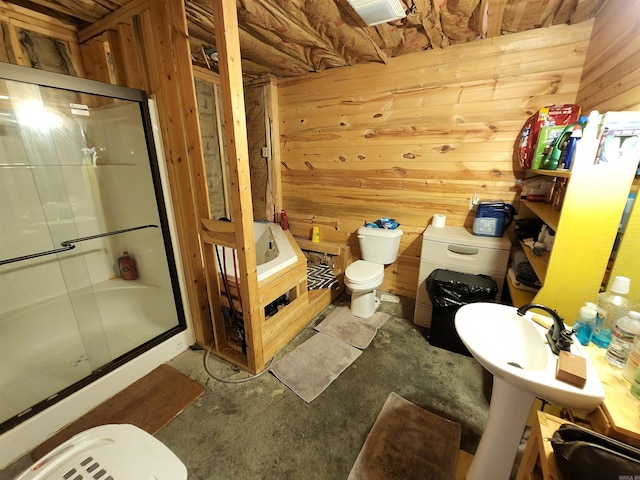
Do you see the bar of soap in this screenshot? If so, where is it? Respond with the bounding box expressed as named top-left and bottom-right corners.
top-left (556, 350), bottom-right (587, 388)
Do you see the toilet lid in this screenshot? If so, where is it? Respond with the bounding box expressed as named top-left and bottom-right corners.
top-left (345, 260), bottom-right (384, 283)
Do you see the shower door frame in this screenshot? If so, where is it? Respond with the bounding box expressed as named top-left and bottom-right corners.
top-left (0, 63), bottom-right (191, 466)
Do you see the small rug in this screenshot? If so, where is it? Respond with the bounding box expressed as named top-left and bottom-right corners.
top-left (32, 364), bottom-right (205, 460)
top-left (269, 332), bottom-right (361, 403)
top-left (348, 392), bottom-right (461, 480)
top-left (314, 306), bottom-right (390, 349)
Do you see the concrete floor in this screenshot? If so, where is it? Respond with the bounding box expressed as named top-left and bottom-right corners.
top-left (0, 294), bottom-right (527, 479)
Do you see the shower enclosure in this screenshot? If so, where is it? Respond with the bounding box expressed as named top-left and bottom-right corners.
top-left (0, 64), bottom-right (187, 441)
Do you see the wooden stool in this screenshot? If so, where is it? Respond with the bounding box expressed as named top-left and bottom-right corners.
top-left (516, 411), bottom-right (572, 480)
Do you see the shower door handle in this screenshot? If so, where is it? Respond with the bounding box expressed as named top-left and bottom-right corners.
top-left (0, 224), bottom-right (158, 266)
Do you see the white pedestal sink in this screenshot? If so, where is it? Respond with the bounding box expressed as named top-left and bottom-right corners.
top-left (455, 302), bottom-right (605, 480)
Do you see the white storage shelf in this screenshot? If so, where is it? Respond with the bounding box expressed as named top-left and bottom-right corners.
top-left (413, 226), bottom-right (511, 328)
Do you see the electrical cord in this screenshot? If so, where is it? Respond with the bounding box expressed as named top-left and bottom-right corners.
top-left (202, 342), bottom-right (274, 384)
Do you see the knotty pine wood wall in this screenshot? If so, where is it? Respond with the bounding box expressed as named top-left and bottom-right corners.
top-left (277, 20), bottom-right (595, 299)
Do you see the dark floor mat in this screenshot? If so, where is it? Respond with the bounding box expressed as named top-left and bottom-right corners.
top-left (348, 392), bottom-right (461, 480)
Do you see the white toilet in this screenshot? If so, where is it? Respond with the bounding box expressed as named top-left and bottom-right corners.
top-left (345, 225), bottom-right (403, 318)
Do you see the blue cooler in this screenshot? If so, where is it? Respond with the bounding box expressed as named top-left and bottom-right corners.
top-left (473, 200), bottom-right (515, 237)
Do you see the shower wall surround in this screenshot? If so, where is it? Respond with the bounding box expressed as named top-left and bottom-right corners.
top-left (0, 63), bottom-right (191, 466)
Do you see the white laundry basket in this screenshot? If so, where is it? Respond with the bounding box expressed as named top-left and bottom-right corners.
top-left (15, 424), bottom-right (187, 480)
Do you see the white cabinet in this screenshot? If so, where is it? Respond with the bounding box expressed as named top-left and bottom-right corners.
top-left (413, 226), bottom-right (511, 328)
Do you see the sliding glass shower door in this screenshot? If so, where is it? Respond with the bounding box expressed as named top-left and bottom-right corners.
top-left (0, 64), bottom-right (186, 433)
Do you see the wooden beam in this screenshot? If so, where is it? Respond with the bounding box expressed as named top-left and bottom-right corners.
top-left (210, 0), bottom-right (263, 372)
top-left (201, 218), bottom-right (236, 248)
top-left (263, 76), bottom-right (282, 220)
top-left (484, 0), bottom-right (508, 38)
top-left (78, 0), bottom-right (147, 42)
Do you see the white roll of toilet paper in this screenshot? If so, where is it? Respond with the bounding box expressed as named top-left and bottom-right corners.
top-left (432, 214), bottom-right (446, 228)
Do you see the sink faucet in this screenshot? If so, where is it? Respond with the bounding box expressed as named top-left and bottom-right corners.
top-left (516, 303), bottom-right (574, 355)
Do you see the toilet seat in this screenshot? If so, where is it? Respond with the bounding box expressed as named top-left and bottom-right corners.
top-left (345, 260), bottom-right (384, 291)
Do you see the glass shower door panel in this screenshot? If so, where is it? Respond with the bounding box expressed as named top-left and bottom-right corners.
top-left (0, 139), bottom-right (95, 425)
top-left (0, 74), bottom-right (183, 430)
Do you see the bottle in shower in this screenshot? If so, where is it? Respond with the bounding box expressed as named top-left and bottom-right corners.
top-left (118, 251), bottom-right (138, 280)
top-left (592, 276), bottom-right (631, 348)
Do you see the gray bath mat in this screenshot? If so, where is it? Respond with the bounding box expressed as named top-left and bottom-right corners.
top-left (269, 332), bottom-right (361, 403)
top-left (314, 306), bottom-right (390, 349)
top-left (348, 392), bottom-right (461, 480)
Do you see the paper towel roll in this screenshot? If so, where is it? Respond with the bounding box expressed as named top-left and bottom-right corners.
top-left (432, 214), bottom-right (446, 228)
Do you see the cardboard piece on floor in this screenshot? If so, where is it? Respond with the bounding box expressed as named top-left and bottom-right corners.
top-left (31, 364), bottom-right (205, 461)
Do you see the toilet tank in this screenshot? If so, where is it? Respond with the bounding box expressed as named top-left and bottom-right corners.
top-left (357, 226), bottom-right (403, 264)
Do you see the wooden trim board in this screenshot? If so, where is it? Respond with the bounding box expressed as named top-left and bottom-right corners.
top-left (31, 364), bottom-right (205, 461)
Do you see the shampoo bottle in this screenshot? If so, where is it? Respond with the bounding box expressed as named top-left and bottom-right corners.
top-left (118, 251), bottom-right (138, 281)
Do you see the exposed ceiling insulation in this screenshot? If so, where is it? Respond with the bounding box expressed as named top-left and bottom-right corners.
top-left (8, 0), bottom-right (607, 78)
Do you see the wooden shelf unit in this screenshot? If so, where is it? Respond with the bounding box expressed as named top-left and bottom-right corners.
top-left (506, 273), bottom-right (536, 307)
top-left (515, 160), bottom-right (637, 323)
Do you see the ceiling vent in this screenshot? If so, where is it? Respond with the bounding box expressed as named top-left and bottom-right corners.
top-left (346, 0), bottom-right (407, 26)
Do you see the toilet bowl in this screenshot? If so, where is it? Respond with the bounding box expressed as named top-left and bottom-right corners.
top-left (345, 260), bottom-right (384, 318)
top-left (345, 226), bottom-right (403, 318)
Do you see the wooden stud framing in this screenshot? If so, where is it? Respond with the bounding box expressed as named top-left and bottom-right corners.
top-left (209, 0), bottom-right (262, 372)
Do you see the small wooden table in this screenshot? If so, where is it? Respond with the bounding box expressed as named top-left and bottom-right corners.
top-left (581, 344), bottom-right (640, 447)
top-left (516, 411), bottom-right (571, 480)
top-left (516, 345), bottom-right (640, 480)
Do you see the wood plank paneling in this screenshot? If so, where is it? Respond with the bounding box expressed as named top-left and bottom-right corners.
top-left (278, 21), bottom-right (594, 298)
top-left (576, 0), bottom-right (640, 112)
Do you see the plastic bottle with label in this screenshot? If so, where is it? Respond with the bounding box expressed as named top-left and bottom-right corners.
top-left (592, 276), bottom-right (631, 348)
top-left (623, 334), bottom-right (640, 383)
top-left (605, 311), bottom-right (640, 367)
top-left (573, 302), bottom-right (597, 346)
top-left (118, 251), bottom-right (138, 281)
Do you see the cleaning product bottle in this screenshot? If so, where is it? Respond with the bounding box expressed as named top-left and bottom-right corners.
top-left (118, 251), bottom-right (138, 280)
top-left (280, 209), bottom-right (288, 231)
top-left (570, 111), bottom-right (601, 172)
top-left (573, 302), bottom-right (597, 346)
top-left (605, 311), bottom-right (640, 367)
top-left (592, 276), bottom-right (631, 348)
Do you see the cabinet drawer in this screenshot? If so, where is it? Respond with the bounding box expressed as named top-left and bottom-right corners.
top-left (419, 239), bottom-right (510, 278)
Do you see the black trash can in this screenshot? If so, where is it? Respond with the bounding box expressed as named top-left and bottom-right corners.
top-left (426, 268), bottom-right (498, 356)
